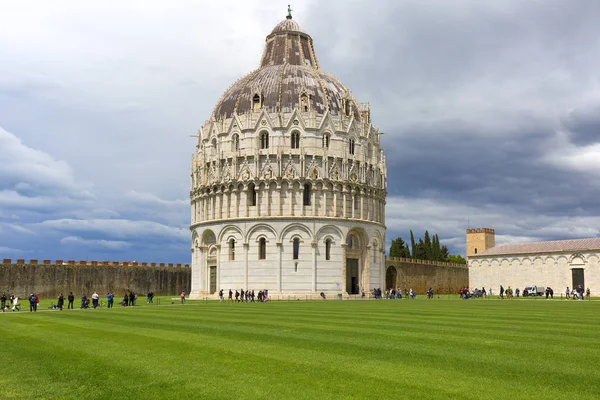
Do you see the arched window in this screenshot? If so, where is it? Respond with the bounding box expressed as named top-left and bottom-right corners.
top-left (293, 238), bottom-right (300, 260)
top-left (229, 239), bottom-right (235, 261)
top-left (349, 139), bottom-right (355, 155)
top-left (325, 239), bottom-right (332, 261)
top-left (303, 183), bottom-right (311, 206)
top-left (322, 133), bottom-right (330, 149)
top-left (211, 138), bottom-right (218, 155)
top-left (248, 183), bottom-right (257, 206)
top-left (346, 234), bottom-right (358, 249)
top-left (232, 134), bottom-right (239, 151)
top-left (253, 94), bottom-right (261, 111)
top-left (354, 191), bottom-right (360, 211)
top-left (260, 132), bottom-right (269, 149)
top-left (291, 131), bottom-right (300, 149)
top-left (300, 93), bottom-right (309, 112)
top-left (259, 238), bottom-right (266, 260)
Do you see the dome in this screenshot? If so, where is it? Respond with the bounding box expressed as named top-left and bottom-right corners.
top-left (211, 15), bottom-right (361, 121)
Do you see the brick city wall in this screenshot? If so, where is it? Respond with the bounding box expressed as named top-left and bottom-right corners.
top-left (385, 257), bottom-right (468, 294)
top-left (0, 259), bottom-right (191, 298)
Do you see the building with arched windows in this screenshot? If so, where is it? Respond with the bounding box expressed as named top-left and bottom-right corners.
top-left (189, 11), bottom-right (387, 298)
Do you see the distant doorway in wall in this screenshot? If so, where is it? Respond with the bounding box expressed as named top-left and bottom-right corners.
top-left (346, 258), bottom-right (359, 294)
top-left (386, 266), bottom-right (397, 290)
top-left (572, 268), bottom-right (584, 290)
top-left (209, 266), bottom-right (217, 294)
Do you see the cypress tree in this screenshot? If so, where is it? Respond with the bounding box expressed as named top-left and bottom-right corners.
top-left (410, 230), bottom-right (416, 259)
top-left (423, 230), bottom-right (432, 260)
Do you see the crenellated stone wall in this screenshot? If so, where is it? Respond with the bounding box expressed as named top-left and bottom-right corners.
top-left (0, 259), bottom-right (191, 298)
top-left (385, 257), bottom-right (468, 294)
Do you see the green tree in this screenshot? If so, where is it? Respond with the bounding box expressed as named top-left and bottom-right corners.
top-left (423, 230), bottom-right (432, 260)
top-left (447, 254), bottom-right (467, 264)
top-left (441, 245), bottom-right (449, 260)
top-left (389, 237), bottom-right (411, 258)
top-left (410, 230), bottom-right (416, 259)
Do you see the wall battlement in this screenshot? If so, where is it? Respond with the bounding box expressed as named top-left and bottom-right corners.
top-left (386, 257), bottom-right (468, 269)
top-left (466, 228), bottom-right (495, 234)
top-left (1, 259), bottom-right (189, 268)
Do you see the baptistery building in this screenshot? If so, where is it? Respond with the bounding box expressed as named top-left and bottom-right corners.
top-left (189, 12), bottom-right (387, 298)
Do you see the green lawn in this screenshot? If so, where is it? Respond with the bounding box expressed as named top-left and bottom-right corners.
top-left (0, 298), bottom-right (598, 400)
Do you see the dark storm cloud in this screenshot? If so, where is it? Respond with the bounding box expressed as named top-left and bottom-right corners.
top-left (303, 0), bottom-right (600, 253)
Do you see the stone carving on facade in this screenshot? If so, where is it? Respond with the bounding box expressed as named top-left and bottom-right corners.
top-left (239, 157), bottom-right (252, 181)
top-left (284, 164), bottom-right (297, 179)
top-left (348, 163), bottom-right (357, 183)
top-left (261, 164), bottom-right (274, 180)
top-left (306, 157), bottom-right (319, 180)
top-left (329, 163), bottom-right (339, 181)
top-left (222, 160), bottom-right (232, 183)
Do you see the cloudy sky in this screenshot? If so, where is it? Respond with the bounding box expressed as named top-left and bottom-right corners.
top-left (1, 0), bottom-right (599, 263)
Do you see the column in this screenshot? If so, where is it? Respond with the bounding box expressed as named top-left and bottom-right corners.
top-left (267, 185), bottom-right (271, 216)
top-left (333, 190), bottom-right (337, 217)
top-left (276, 184), bottom-right (281, 216)
top-left (363, 245), bottom-right (371, 292)
top-left (235, 190), bottom-right (240, 218)
top-left (351, 190), bottom-right (355, 219)
top-left (289, 185), bottom-right (294, 216)
top-left (225, 189), bottom-right (230, 219)
top-left (204, 195), bottom-right (208, 221)
top-left (312, 188), bottom-right (316, 216)
top-left (312, 240), bottom-right (317, 292)
top-left (277, 242), bottom-right (283, 292)
top-left (341, 244), bottom-right (347, 294)
top-left (216, 244), bottom-right (221, 292)
top-left (342, 191), bottom-right (347, 218)
top-left (256, 187), bottom-right (261, 217)
top-left (322, 187), bottom-right (328, 217)
top-left (200, 246), bottom-right (207, 294)
top-left (243, 242), bottom-right (249, 289)
top-left (360, 192), bottom-right (364, 220)
top-left (216, 191), bottom-right (222, 220)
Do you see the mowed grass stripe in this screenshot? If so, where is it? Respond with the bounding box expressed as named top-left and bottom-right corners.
top-left (1, 300), bottom-right (599, 399)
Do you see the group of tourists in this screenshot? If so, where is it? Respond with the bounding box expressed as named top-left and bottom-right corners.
top-left (220, 289), bottom-right (270, 303)
top-left (372, 288), bottom-right (425, 299)
top-left (1, 293), bottom-right (24, 312)
top-left (1, 290), bottom-right (144, 312)
top-left (566, 285), bottom-right (590, 300)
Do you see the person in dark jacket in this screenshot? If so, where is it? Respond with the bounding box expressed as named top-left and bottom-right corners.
top-left (29, 294), bottom-right (37, 312)
top-left (57, 293), bottom-right (64, 311)
top-left (68, 292), bottom-right (75, 309)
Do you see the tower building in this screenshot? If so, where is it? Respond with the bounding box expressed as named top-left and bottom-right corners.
top-left (189, 11), bottom-right (387, 297)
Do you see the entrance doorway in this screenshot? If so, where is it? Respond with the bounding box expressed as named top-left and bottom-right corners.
top-left (346, 258), bottom-right (359, 294)
top-left (572, 268), bottom-right (584, 290)
top-left (209, 266), bottom-right (217, 294)
top-left (385, 266), bottom-right (397, 290)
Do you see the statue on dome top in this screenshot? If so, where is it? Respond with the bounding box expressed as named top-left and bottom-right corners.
top-left (287, 5), bottom-right (293, 19)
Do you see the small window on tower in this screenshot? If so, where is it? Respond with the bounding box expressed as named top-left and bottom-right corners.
top-left (229, 239), bottom-right (235, 261)
top-left (260, 132), bottom-right (269, 149)
top-left (293, 238), bottom-right (300, 260)
top-left (259, 238), bottom-right (266, 260)
top-left (300, 93), bottom-right (309, 112)
top-left (303, 183), bottom-right (311, 206)
top-left (291, 131), bottom-right (300, 149)
top-left (232, 134), bottom-right (239, 151)
top-left (474, 248), bottom-right (478, 254)
top-left (253, 94), bottom-right (261, 111)
top-left (325, 239), bottom-right (331, 261)
top-left (323, 133), bottom-right (330, 149)
top-left (349, 139), bottom-right (355, 155)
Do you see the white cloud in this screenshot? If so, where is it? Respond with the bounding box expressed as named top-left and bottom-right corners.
top-left (59, 236), bottom-right (131, 250)
top-left (40, 218), bottom-right (188, 241)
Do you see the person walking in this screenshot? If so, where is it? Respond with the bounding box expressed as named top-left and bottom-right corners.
top-left (12, 295), bottom-right (19, 312)
top-left (107, 292), bottom-right (114, 308)
top-left (57, 293), bottom-right (64, 311)
top-left (68, 292), bottom-right (74, 309)
top-left (180, 291), bottom-right (186, 304)
top-left (219, 289), bottom-right (224, 303)
top-left (81, 293), bottom-right (87, 309)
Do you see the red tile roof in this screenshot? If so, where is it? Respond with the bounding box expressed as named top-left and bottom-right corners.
top-left (473, 237), bottom-right (600, 257)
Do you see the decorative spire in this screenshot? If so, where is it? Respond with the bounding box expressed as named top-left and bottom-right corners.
top-left (287, 4), bottom-right (293, 19)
